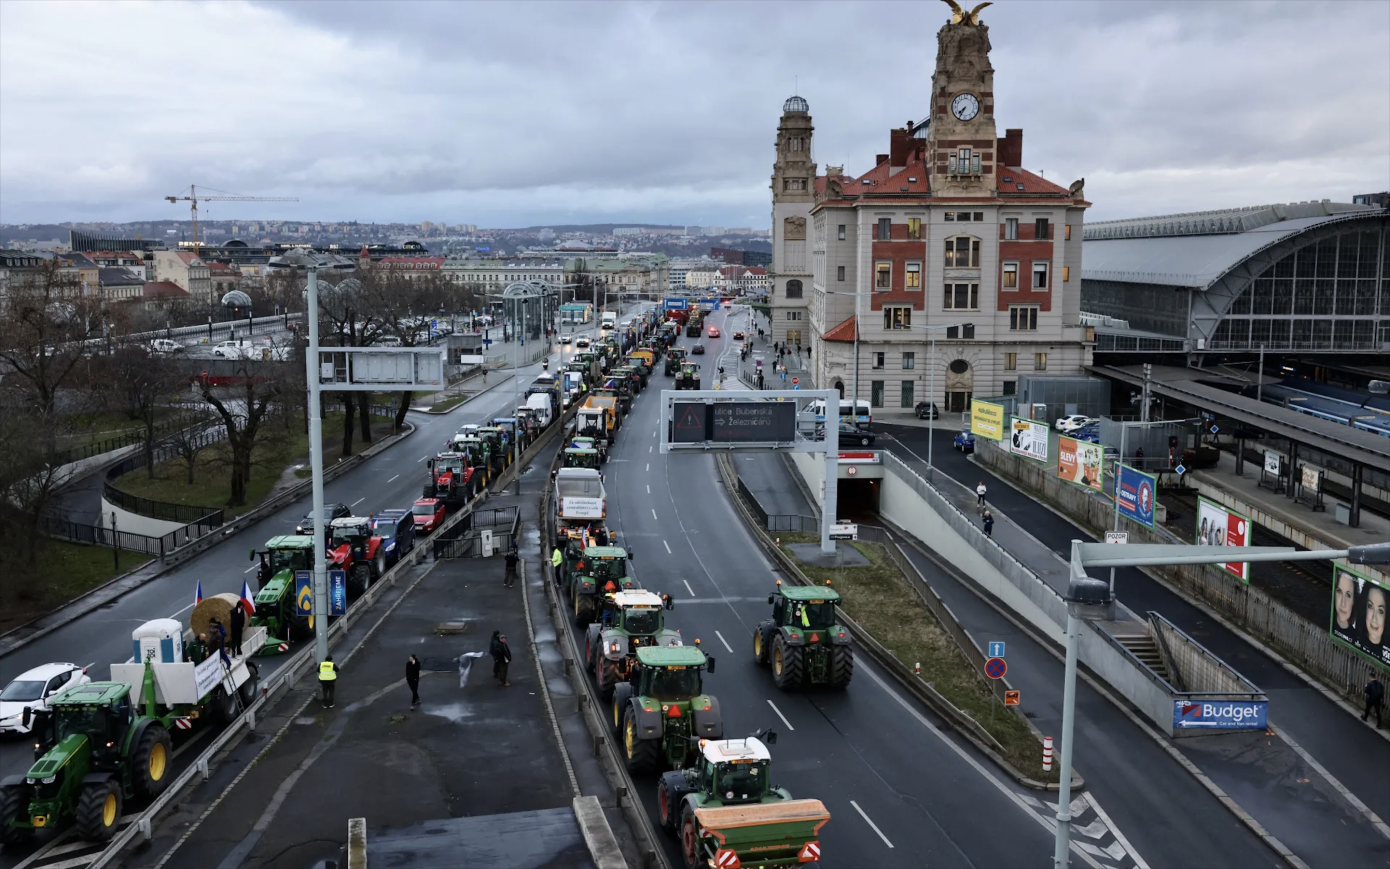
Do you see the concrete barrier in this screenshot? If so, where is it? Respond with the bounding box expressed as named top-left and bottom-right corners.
top-left (573, 795), bottom-right (628, 869)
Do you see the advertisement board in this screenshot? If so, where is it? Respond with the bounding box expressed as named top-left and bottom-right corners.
top-left (1263, 451), bottom-right (1281, 476)
top-left (295, 570), bottom-right (313, 616)
top-left (1330, 564), bottom-right (1390, 669)
top-left (1115, 464), bottom-right (1157, 529)
top-left (1008, 417), bottom-right (1049, 463)
top-left (970, 400), bottom-right (1006, 441)
top-left (1301, 465), bottom-right (1322, 493)
top-left (1057, 436), bottom-right (1104, 491)
top-left (1173, 699), bottom-right (1268, 731)
top-left (330, 569), bottom-right (347, 616)
top-left (1195, 496), bottom-right (1251, 581)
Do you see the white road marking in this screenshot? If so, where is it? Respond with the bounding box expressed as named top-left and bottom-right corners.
top-left (714, 630), bottom-right (734, 654)
top-left (652, 508), bottom-right (659, 521)
top-left (351, 498), bottom-right (365, 507)
top-left (663, 539), bottom-right (672, 554)
top-left (683, 579), bottom-right (695, 597)
top-left (646, 485), bottom-right (651, 494)
top-left (850, 800), bottom-right (895, 849)
top-left (645, 463), bottom-right (649, 472)
top-left (169, 602), bottom-right (195, 617)
top-left (766, 699), bottom-right (795, 731)
top-left (418, 454), bottom-right (429, 462)
top-left (1084, 792), bottom-right (1152, 869)
top-left (649, 445), bottom-right (652, 453)
top-left (388, 474), bottom-right (399, 483)
top-left (243, 564), bottom-right (258, 574)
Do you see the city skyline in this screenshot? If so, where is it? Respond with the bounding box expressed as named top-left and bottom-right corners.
top-left (1, 0), bottom-right (1387, 227)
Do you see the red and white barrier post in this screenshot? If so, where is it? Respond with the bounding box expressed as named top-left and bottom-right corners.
top-left (1043, 736), bottom-right (1054, 772)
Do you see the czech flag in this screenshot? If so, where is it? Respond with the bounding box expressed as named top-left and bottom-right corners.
top-left (239, 580), bottom-right (257, 615)
top-left (194, 580), bottom-right (204, 607)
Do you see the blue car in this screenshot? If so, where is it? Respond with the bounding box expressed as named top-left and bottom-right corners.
top-left (953, 430), bottom-right (976, 453)
top-left (370, 509), bottom-right (416, 568)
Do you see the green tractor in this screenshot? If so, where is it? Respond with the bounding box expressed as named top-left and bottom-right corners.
top-left (565, 544), bottom-right (637, 625)
top-left (753, 582), bottom-right (854, 690)
top-left (611, 645), bottom-right (721, 774)
top-left (0, 682), bottom-right (173, 846)
top-left (663, 347), bottom-right (687, 376)
top-left (656, 730), bottom-right (830, 869)
top-left (584, 590), bottom-right (679, 700)
top-left (249, 536), bottom-right (316, 653)
top-left (560, 447), bottom-right (601, 472)
top-left (674, 363), bottom-right (701, 390)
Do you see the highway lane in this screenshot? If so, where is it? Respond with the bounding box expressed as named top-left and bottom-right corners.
top-left (593, 307), bottom-right (1097, 869)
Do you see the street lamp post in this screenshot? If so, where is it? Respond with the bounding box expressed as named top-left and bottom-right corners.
top-left (828, 290), bottom-right (887, 421)
top-left (907, 323), bottom-right (972, 480)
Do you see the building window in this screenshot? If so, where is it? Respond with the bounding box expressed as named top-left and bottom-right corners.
top-left (1062, 266), bottom-right (1070, 282)
top-left (884, 306), bottom-right (911, 330)
top-left (878, 218), bottom-right (892, 241)
top-left (1032, 262), bottom-right (1049, 289)
top-left (1005, 218), bottom-right (1018, 240)
top-left (837, 265), bottom-right (845, 281)
top-left (1005, 352), bottom-right (1017, 371)
top-left (1035, 217), bottom-right (1050, 239)
top-left (1002, 263), bottom-right (1018, 289)
top-left (838, 225), bottom-right (846, 241)
top-left (786, 311), bottom-right (802, 320)
top-left (902, 352), bottom-right (915, 370)
top-left (1034, 352), bottom-right (1047, 370)
top-left (871, 380), bottom-right (885, 408)
top-left (785, 279), bottom-right (803, 299)
top-left (1003, 380), bottom-right (1017, 396)
top-left (901, 380), bottom-right (915, 407)
top-left (945, 236), bottom-right (980, 268)
top-left (1009, 305), bottom-right (1039, 331)
top-left (905, 262), bottom-right (921, 289)
top-left (945, 212), bottom-right (955, 222)
top-left (944, 282), bottom-right (979, 310)
top-left (1064, 224), bottom-right (1072, 241)
top-left (872, 352), bottom-right (885, 369)
top-left (962, 323), bottom-right (975, 339)
top-left (876, 262), bottom-right (892, 289)
top-left (908, 218), bottom-right (922, 239)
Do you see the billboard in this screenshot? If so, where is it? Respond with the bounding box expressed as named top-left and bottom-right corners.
top-left (1173, 699), bottom-right (1268, 731)
top-left (1301, 465), bottom-right (1322, 493)
top-left (1008, 417), bottom-right (1049, 463)
top-left (1115, 465), bottom-right (1157, 529)
top-left (1330, 564), bottom-right (1390, 669)
top-left (1057, 436), bottom-right (1104, 491)
top-left (970, 400), bottom-right (1006, 441)
top-left (670, 401), bottom-right (797, 444)
top-left (1195, 496), bottom-right (1251, 581)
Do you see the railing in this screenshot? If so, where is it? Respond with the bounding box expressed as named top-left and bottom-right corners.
top-left (38, 513), bottom-right (218, 558)
top-left (102, 431), bottom-right (226, 526)
top-left (434, 506), bottom-right (521, 558)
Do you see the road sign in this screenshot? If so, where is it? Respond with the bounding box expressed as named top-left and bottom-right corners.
top-left (791, 377), bottom-right (799, 385)
top-left (1175, 463), bottom-right (1187, 475)
top-left (829, 523), bottom-right (858, 540)
top-left (1209, 425), bottom-right (1220, 435)
top-left (1004, 691), bottom-right (1021, 706)
top-left (329, 570), bottom-right (347, 615)
top-left (1105, 531), bottom-right (1129, 544)
top-left (985, 657), bottom-right (1007, 679)
top-left (988, 641), bottom-right (1005, 658)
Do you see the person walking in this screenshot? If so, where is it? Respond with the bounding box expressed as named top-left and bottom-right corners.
top-left (406, 654), bottom-right (421, 706)
top-left (1364, 674), bottom-right (1385, 728)
top-left (982, 510), bottom-right (995, 538)
top-left (551, 545), bottom-right (564, 581)
top-left (319, 655), bottom-right (339, 708)
top-left (492, 633), bottom-right (512, 687)
top-left (229, 602), bottom-right (246, 657)
top-left (504, 547), bottom-right (519, 588)
top-left (976, 482), bottom-right (987, 510)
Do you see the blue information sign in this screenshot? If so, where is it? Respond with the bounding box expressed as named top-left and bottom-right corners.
top-left (1115, 464), bottom-right (1157, 529)
top-left (1173, 699), bottom-right (1267, 731)
top-left (294, 570), bottom-right (313, 616)
top-left (329, 570), bottom-right (347, 616)
top-left (988, 641), bottom-right (1006, 658)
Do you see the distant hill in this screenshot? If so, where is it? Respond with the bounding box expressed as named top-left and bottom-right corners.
top-left (513, 224), bottom-right (686, 233)
top-left (0, 224), bottom-right (72, 245)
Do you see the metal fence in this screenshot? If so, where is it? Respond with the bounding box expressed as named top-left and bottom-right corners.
top-left (102, 431), bottom-right (227, 526)
top-left (434, 506), bottom-right (521, 559)
top-left (38, 513), bottom-right (215, 558)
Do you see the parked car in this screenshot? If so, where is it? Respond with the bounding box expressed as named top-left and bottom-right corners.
top-left (412, 498), bottom-right (447, 533)
top-left (149, 338), bottom-right (183, 354)
top-left (1055, 414), bottom-right (1096, 433)
top-left (914, 401), bottom-right (939, 420)
top-left (691, 343), bottom-right (706, 355)
top-left (370, 509), bottom-right (416, 568)
top-left (295, 502), bottom-right (352, 536)
top-left (378, 335), bottom-right (403, 347)
top-left (839, 423), bottom-right (875, 447)
top-left (0, 663), bottom-right (91, 734)
top-left (1077, 425), bottom-right (1101, 444)
top-left (954, 430), bottom-right (976, 453)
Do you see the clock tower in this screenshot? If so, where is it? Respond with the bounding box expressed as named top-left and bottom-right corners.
top-left (769, 95), bottom-right (816, 347)
top-left (927, 4), bottom-right (998, 198)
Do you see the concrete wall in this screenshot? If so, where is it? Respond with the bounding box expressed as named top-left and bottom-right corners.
top-left (98, 496), bottom-right (186, 538)
top-left (1153, 614), bottom-right (1262, 695)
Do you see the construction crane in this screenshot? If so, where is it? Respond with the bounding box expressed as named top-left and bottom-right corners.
top-left (165, 185), bottom-right (298, 254)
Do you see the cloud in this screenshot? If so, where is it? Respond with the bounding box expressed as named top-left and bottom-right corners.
top-left (1, 0), bottom-right (1385, 226)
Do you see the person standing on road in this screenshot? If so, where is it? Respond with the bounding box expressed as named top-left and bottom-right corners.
top-left (319, 655), bottom-right (338, 708)
top-left (982, 510), bottom-right (994, 538)
top-left (493, 634), bottom-right (513, 687)
top-left (551, 546), bottom-right (563, 581)
top-left (406, 654), bottom-right (421, 706)
top-left (229, 602), bottom-right (246, 657)
top-left (1364, 674), bottom-right (1385, 728)
top-left (504, 547), bottom-right (519, 588)
top-left (976, 482), bottom-right (987, 510)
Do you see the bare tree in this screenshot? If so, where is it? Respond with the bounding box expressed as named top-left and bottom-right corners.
top-left (98, 345), bottom-right (183, 477)
top-left (195, 356), bottom-right (286, 507)
top-left (0, 258), bottom-right (105, 419)
top-left (165, 402), bottom-right (218, 485)
top-left (364, 270), bottom-right (453, 430)
top-left (316, 272), bottom-right (389, 455)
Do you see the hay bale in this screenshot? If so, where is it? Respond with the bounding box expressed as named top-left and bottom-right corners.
top-left (191, 593), bottom-right (240, 640)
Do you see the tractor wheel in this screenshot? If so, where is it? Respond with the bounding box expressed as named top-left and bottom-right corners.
top-left (351, 563), bottom-right (371, 595)
top-left (373, 551), bottom-right (387, 580)
top-left (679, 803), bottom-right (702, 869)
top-left (621, 707), bottom-right (661, 774)
top-left (422, 484), bottom-right (433, 499)
top-left (657, 772), bottom-right (688, 831)
top-left (829, 644), bottom-right (855, 690)
top-left (753, 621), bottom-right (773, 666)
top-left (0, 784), bottom-right (32, 846)
top-left (238, 661), bottom-right (261, 707)
top-left (596, 658), bottom-right (621, 700)
top-left (75, 779), bottom-right (122, 842)
top-left (772, 635), bottom-right (804, 691)
top-left (611, 683), bottom-right (633, 737)
top-left (211, 686), bottom-right (240, 725)
top-left (131, 724), bottom-right (173, 798)
top-left (574, 589), bottom-right (595, 627)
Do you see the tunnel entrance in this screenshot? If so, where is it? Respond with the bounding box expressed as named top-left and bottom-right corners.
top-left (836, 478), bottom-right (880, 521)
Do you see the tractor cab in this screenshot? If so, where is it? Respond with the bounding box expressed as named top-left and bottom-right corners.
top-left (675, 364), bottom-right (701, 390)
top-left (562, 448), bottom-right (601, 471)
top-left (755, 582), bottom-right (853, 690)
top-left (329, 517), bottom-right (373, 551)
top-left (607, 590), bottom-right (675, 638)
top-left (770, 584), bottom-right (842, 632)
top-left (328, 517), bottom-right (385, 592)
top-left (252, 535), bottom-right (314, 591)
top-left (693, 735), bottom-right (778, 806)
top-left (451, 436), bottom-right (489, 471)
top-left (631, 645), bottom-right (714, 701)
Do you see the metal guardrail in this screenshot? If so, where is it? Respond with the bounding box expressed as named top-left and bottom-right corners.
top-left (102, 430), bottom-right (227, 526)
top-left (434, 506), bottom-right (521, 558)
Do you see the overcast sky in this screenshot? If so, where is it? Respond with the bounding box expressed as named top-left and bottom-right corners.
top-left (2, 0), bottom-right (1386, 229)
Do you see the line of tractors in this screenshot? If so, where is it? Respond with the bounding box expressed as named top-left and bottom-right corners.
top-left (552, 307), bottom-right (845, 868)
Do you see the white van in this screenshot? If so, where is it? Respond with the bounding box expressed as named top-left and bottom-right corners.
top-left (525, 392), bottom-right (553, 429)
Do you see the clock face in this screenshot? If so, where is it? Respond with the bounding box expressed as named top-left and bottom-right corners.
top-left (951, 93), bottom-right (980, 121)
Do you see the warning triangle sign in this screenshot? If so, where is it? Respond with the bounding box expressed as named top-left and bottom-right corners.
top-left (676, 405), bottom-right (704, 430)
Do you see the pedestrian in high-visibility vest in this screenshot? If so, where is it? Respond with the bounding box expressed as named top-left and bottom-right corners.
top-left (319, 656), bottom-right (339, 708)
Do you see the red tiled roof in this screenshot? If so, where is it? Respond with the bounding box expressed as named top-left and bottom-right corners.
top-left (175, 251), bottom-right (205, 266)
top-left (998, 165), bottom-right (1069, 196)
top-left (143, 280), bottom-right (188, 298)
top-left (822, 315), bottom-right (858, 343)
top-left (208, 262), bottom-right (238, 274)
top-left (746, 267), bottom-right (767, 275)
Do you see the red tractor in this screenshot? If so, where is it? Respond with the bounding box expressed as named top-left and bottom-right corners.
top-left (328, 516), bottom-right (387, 595)
top-left (424, 451), bottom-right (478, 508)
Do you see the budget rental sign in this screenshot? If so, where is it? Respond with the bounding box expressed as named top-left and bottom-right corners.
top-left (1173, 699), bottom-right (1268, 731)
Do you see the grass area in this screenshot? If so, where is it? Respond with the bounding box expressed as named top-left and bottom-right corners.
top-left (777, 531), bottom-right (1055, 782)
top-left (0, 540), bottom-right (153, 634)
top-left (428, 393), bottom-right (468, 413)
top-left (112, 411), bottom-right (396, 518)
top-left (56, 409), bottom-right (168, 450)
